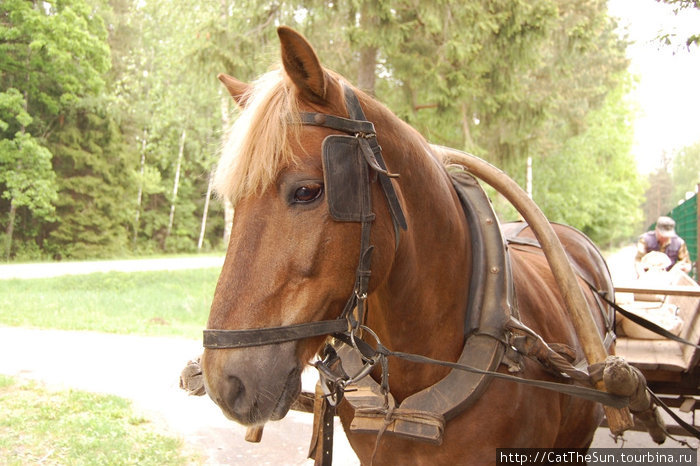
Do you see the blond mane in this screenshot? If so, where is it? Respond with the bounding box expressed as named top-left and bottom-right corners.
top-left (214, 69), bottom-right (301, 206)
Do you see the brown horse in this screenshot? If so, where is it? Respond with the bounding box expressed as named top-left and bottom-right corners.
top-left (201, 26), bottom-right (615, 465)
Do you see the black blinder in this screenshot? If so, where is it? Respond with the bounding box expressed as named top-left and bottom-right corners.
top-left (322, 135), bottom-right (370, 222)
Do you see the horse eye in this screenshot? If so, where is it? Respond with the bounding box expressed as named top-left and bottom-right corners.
top-left (293, 183), bottom-right (323, 204)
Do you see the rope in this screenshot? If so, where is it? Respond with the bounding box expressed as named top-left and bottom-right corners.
top-left (359, 404), bottom-right (445, 465)
top-left (355, 406), bottom-right (446, 434)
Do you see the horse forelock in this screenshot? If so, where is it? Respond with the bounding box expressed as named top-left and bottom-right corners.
top-left (214, 69), bottom-right (301, 206)
top-left (213, 66), bottom-right (430, 207)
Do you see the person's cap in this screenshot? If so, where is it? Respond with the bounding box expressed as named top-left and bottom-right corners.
top-left (655, 216), bottom-right (676, 237)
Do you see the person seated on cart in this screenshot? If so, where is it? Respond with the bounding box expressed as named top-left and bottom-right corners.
top-left (635, 216), bottom-right (692, 277)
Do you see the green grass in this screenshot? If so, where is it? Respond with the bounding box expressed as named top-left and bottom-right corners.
top-left (5, 251), bottom-right (224, 265)
top-left (0, 268), bottom-right (220, 339)
top-left (0, 374), bottom-right (193, 465)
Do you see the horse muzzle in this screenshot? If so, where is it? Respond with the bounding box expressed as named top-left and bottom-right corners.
top-left (201, 342), bottom-right (302, 425)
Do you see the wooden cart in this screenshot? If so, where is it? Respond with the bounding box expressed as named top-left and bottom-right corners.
top-left (613, 273), bottom-right (700, 435)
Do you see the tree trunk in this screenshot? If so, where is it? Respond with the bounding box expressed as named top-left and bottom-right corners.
top-left (198, 170), bottom-right (214, 250)
top-left (133, 128), bottom-right (148, 247)
top-left (4, 201), bottom-right (16, 261)
top-left (223, 200), bottom-right (234, 246)
top-left (357, 5), bottom-right (378, 95)
top-left (357, 46), bottom-right (377, 95)
top-left (460, 102), bottom-right (474, 151)
top-left (220, 88), bottom-right (234, 246)
top-left (165, 128), bottom-right (186, 246)
top-left (218, 0), bottom-right (235, 247)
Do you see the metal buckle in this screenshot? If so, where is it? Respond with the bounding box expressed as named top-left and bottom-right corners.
top-left (315, 344), bottom-right (349, 407)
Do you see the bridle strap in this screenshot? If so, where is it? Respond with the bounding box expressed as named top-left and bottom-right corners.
top-left (341, 86), bottom-right (407, 240)
top-left (203, 320), bottom-right (349, 349)
top-left (309, 84), bottom-right (377, 331)
top-left (299, 112), bottom-right (375, 135)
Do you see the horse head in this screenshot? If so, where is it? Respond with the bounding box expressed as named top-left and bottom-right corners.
top-left (201, 27), bottom-right (414, 426)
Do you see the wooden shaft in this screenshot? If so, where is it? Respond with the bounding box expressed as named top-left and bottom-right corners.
top-left (436, 146), bottom-right (633, 434)
top-left (614, 284), bottom-right (700, 297)
top-left (245, 426), bottom-right (264, 443)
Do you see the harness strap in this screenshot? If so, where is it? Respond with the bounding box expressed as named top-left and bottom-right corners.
top-left (647, 388), bottom-right (700, 440)
top-left (308, 383), bottom-right (336, 466)
top-left (302, 85), bottom-right (407, 239)
top-left (590, 284), bottom-right (700, 350)
top-left (507, 317), bottom-right (592, 383)
top-left (341, 336), bottom-right (629, 409)
top-left (342, 85), bottom-right (407, 238)
top-left (299, 112), bottom-right (375, 135)
top-left (203, 320), bottom-right (348, 348)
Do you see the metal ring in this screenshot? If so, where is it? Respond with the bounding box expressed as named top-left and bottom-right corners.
top-left (349, 329), bottom-right (375, 364)
top-left (355, 290), bottom-right (368, 301)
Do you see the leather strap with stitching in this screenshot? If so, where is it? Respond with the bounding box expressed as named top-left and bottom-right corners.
top-left (203, 320), bottom-right (348, 348)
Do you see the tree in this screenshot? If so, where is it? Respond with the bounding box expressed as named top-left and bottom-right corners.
top-left (0, 106), bottom-right (57, 259)
top-left (657, 0), bottom-right (700, 48)
top-left (671, 141), bottom-right (700, 202)
top-left (643, 168), bottom-right (675, 226)
top-left (0, 0), bottom-right (645, 259)
top-left (533, 80), bottom-right (645, 245)
top-left (642, 151), bottom-right (675, 227)
top-left (44, 99), bottom-right (134, 258)
top-left (99, 0), bottom-right (226, 253)
top-left (0, 0), bottom-right (109, 259)
top-left (295, 0), bottom-right (634, 242)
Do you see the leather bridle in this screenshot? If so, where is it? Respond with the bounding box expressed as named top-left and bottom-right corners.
top-left (203, 84), bottom-right (407, 351)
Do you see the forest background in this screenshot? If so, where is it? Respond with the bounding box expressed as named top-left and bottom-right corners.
top-left (1, 0), bottom-right (699, 261)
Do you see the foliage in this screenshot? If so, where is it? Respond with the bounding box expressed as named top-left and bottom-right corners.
top-left (0, 0), bottom-right (110, 259)
top-left (532, 80), bottom-right (645, 245)
top-left (1, 0), bottom-right (644, 257)
top-left (0, 375), bottom-right (191, 465)
top-left (0, 127), bottom-right (57, 220)
top-left (295, 0), bottom-right (634, 244)
top-left (671, 141), bottom-right (700, 202)
top-left (43, 100), bottom-right (134, 259)
top-left (105, 0), bottom-right (225, 253)
top-left (643, 139), bottom-right (700, 228)
top-left (657, 0), bottom-right (700, 47)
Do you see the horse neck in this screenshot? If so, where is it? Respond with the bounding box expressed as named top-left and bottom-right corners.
top-left (364, 111), bottom-right (472, 400)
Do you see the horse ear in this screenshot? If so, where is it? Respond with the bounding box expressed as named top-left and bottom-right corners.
top-left (277, 26), bottom-right (327, 103)
top-left (217, 73), bottom-right (251, 107)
